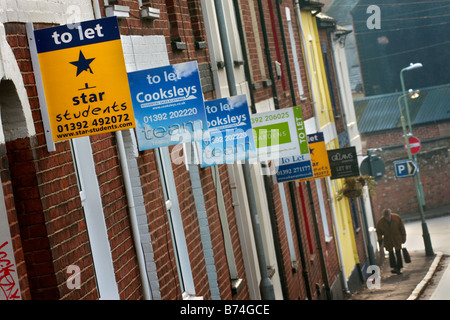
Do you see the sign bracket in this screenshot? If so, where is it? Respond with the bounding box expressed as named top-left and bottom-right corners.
top-left (26, 22), bottom-right (56, 152)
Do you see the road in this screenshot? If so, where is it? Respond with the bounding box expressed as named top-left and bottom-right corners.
top-left (405, 214), bottom-right (450, 300)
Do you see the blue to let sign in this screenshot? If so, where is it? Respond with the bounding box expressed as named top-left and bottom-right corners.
top-left (127, 61), bottom-right (207, 150)
top-left (201, 95), bottom-right (255, 167)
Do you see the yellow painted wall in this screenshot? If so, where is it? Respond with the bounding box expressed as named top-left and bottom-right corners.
top-left (327, 138), bottom-right (359, 279)
top-left (299, 11), bottom-right (334, 130)
top-left (299, 11), bottom-right (359, 279)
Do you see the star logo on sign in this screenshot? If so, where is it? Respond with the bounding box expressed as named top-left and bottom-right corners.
top-left (70, 50), bottom-right (95, 76)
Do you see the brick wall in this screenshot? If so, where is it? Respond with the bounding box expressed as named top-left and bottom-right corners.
top-left (5, 19), bottom-right (144, 300)
top-left (90, 133), bottom-right (143, 300)
top-left (318, 28), bottom-right (346, 137)
top-left (0, 143), bottom-right (31, 299)
top-left (235, 0), bottom-right (346, 300)
top-left (363, 123), bottom-right (450, 219)
top-left (1, 0), bottom-right (360, 301)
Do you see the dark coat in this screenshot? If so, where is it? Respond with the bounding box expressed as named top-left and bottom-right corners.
top-left (376, 213), bottom-right (406, 251)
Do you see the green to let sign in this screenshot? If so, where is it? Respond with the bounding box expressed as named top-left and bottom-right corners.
top-left (253, 122), bottom-right (291, 148)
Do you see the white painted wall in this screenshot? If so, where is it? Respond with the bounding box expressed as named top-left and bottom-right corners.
top-left (0, 178), bottom-right (21, 300)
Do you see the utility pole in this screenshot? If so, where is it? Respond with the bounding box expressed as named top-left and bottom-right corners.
top-left (399, 63), bottom-right (434, 256)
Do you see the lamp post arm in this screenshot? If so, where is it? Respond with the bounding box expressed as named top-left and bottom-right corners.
top-left (400, 69), bottom-right (413, 133)
top-left (397, 95), bottom-right (413, 159)
top-left (398, 64), bottom-right (433, 256)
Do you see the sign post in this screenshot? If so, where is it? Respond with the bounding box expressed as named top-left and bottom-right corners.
top-left (33, 17), bottom-right (135, 142)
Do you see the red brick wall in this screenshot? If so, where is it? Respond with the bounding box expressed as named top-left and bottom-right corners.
top-left (5, 137), bottom-right (60, 300)
top-left (318, 28), bottom-right (346, 136)
top-left (119, 0), bottom-right (241, 300)
top-left (235, 0), bottom-right (345, 300)
top-left (5, 21), bottom-right (143, 300)
top-left (0, 143), bottom-right (31, 300)
top-left (91, 133), bottom-right (143, 300)
top-left (363, 123), bottom-right (450, 218)
top-left (1, 0), bottom-right (358, 301)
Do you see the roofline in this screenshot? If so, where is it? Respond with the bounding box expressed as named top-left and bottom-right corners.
top-left (298, 0), bottom-right (324, 13)
top-left (353, 83), bottom-right (450, 102)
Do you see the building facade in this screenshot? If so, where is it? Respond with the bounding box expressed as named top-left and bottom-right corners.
top-left (354, 84), bottom-right (450, 221)
top-left (1, 0), bottom-right (369, 300)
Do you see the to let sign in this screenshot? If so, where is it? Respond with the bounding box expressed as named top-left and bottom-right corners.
top-left (201, 95), bottom-right (255, 167)
top-left (328, 146), bottom-right (360, 179)
top-left (251, 106), bottom-right (313, 182)
top-left (33, 17), bottom-right (135, 142)
top-left (127, 61), bottom-right (207, 150)
top-left (298, 132), bottom-right (331, 182)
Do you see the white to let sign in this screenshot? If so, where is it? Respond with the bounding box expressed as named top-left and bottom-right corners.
top-left (250, 106), bottom-right (313, 182)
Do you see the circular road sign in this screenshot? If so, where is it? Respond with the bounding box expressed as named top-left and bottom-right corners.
top-left (405, 136), bottom-right (421, 155)
top-left (360, 156), bottom-right (385, 181)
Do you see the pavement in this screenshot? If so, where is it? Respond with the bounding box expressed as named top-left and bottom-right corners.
top-left (345, 204), bottom-right (450, 300)
top-left (400, 204), bottom-right (450, 223)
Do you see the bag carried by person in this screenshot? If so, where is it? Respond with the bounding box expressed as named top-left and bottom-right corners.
top-left (402, 247), bottom-right (411, 263)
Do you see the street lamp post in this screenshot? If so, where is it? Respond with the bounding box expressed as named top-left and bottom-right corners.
top-left (398, 63), bottom-right (434, 256)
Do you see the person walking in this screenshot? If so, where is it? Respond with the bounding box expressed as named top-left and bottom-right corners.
top-left (376, 208), bottom-right (407, 274)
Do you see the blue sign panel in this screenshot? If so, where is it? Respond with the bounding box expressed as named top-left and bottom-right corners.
top-left (34, 16), bottom-right (121, 53)
top-left (201, 95), bottom-right (255, 167)
top-left (394, 160), bottom-right (417, 178)
top-left (127, 61), bottom-right (207, 150)
top-left (276, 157), bottom-right (314, 182)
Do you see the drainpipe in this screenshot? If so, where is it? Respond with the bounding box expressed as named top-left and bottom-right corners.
top-left (306, 181), bottom-right (332, 299)
top-left (232, 0), bottom-right (256, 114)
top-left (256, 0), bottom-right (290, 300)
top-left (214, 0), bottom-right (275, 300)
top-left (282, 1), bottom-right (331, 299)
top-left (257, 0), bottom-right (279, 110)
top-left (293, 0), bottom-right (350, 294)
top-left (92, 0), bottom-right (152, 300)
top-left (115, 131), bottom-right (152, 300)
top-left (271, 1), bottom-right (313, 299)
top-left (275, 0), bottom-right (297, 104)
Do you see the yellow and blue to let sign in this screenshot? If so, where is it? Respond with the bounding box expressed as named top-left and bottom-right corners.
top-left (34, 16), bottom-right (135, 142)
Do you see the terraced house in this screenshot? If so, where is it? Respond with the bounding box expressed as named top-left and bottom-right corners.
top-left (0, 0), bottom-right (371, 301)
